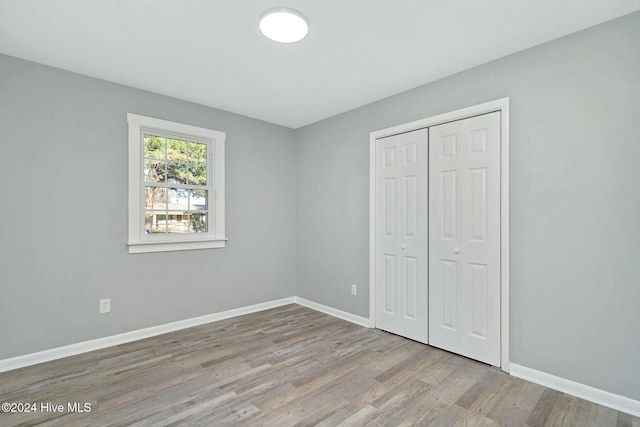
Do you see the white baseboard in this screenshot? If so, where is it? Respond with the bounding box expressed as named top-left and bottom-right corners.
top-left (510, 363), bottom-right (640, 417)
top-left (294, 297), bottom-right (371, 328)
top-left (9, 299), bottom-right (637, 418)
top-left (0, 297), bottom-right (296, 373)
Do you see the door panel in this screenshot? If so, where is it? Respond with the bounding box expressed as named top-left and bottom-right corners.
top-left (383, 255), bottom-right (396, 313)
top-left (441, 170), bottom-right (457, 239)
top-left (428, 112), bottom-right (501, 366)
top-left (441, 260), bottom-right (457, 329)
top-left (375, 129), bottom-right (428, 343)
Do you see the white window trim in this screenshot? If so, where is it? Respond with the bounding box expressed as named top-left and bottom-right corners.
top-left (127, 113), bottom-right (226, 253)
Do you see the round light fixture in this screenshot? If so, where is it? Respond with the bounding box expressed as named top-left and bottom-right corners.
top-left (259, 7), bottom-right (309, 43)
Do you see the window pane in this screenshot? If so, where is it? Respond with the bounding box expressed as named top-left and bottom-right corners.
top-left (188, 165), bottom-right (207, 185)
top-left (189, 212), bottom-right (208, 233)
top-left (168, 188), bottom-right (189, 211)
top-left (189, 142), bottom-right (207, 164)
top-left (167, 212), bottom-right (190, 234)
top-left (166, 162), bottom-right (188, 185)
top-left (144, 160), bottom-right (165, 182)
top-left (145, 212), bottom-right (167, 234)
top-left (167, 138), bottom-right (188, 163)
top-left (190, 190), bottom-right (208, 211)
top-left (144, 135), bottom-right (166, 159)
top-left (145, 187), bottom-right (167, 210)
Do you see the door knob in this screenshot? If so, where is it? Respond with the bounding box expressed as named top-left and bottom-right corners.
top-left (453, 248), bottom-right (460, 254)
top-left (400, 244), bottom-right (407, 250)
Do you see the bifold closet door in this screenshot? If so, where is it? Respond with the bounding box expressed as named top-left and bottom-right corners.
top-left (428, 112), bottom-right (501, 366)
top-left (375, 129), bottom-right (429, 343)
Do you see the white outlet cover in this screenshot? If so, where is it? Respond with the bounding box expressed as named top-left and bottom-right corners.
top-left (351, 284), bottom-right (357, 296)
top-left (99, 298), bottom-right (111, 314)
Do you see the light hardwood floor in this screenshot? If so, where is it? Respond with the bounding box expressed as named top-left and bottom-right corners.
top-left (0, 304), bottom-right (638, 426)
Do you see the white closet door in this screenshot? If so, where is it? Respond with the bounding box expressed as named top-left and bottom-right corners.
top-left (428, 112), bottom-right (501, 366)
top-left (375, 129), bottom-right (428, 343)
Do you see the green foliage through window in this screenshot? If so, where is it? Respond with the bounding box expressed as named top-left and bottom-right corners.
top-left (143, 134), bottom-right (209, 234)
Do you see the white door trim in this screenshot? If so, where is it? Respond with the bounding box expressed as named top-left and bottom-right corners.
top-left (369, 98), bottom-right (510, 371)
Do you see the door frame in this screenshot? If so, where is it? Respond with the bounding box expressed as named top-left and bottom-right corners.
top-left (369, 98), bottom-right (510, 372)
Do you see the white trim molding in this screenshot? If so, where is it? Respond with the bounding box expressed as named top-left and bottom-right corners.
top-left (510, 363), bottom-right (640, 417)
top-left (295, 297), bottom-right (371, 328)
top-left (3, 292), bottom-right (640, 418)
top-left (0, 297), bottom-right (372, 374)
top-left (369, 98), bottom-right (510, 371)
top-left (0, 297), bottom-right (295, 373)
top-left (127, 113), bottom-right (227, 253)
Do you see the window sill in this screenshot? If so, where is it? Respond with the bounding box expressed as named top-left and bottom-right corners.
top-left (128, 238), bottom-right (227, 254)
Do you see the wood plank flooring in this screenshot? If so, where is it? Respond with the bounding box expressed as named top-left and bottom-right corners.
top-left (0, 305), bottom-right (638, 426)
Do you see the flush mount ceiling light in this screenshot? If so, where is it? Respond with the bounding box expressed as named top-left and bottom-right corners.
top-left (259, 7), bottom-right (309, 43)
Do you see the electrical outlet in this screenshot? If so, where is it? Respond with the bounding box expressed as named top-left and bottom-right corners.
top-left (351, 284), bottom-right (357, 296)
top-left (99, 298), bottom-right (111, 314)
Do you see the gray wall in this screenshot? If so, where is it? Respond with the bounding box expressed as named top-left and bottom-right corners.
top-left (0, 55), bottom-right (297, 359)
top-left (296, 11), bottom-right (640, 400)
top-left (1, 11), bottom-right (639, 403)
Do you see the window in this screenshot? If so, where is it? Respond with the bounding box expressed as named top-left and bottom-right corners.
top-left (127, 113), bottom-right (226, 253)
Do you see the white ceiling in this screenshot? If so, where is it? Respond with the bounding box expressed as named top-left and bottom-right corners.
top-left (1, 1), bottom-right (638, 129)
